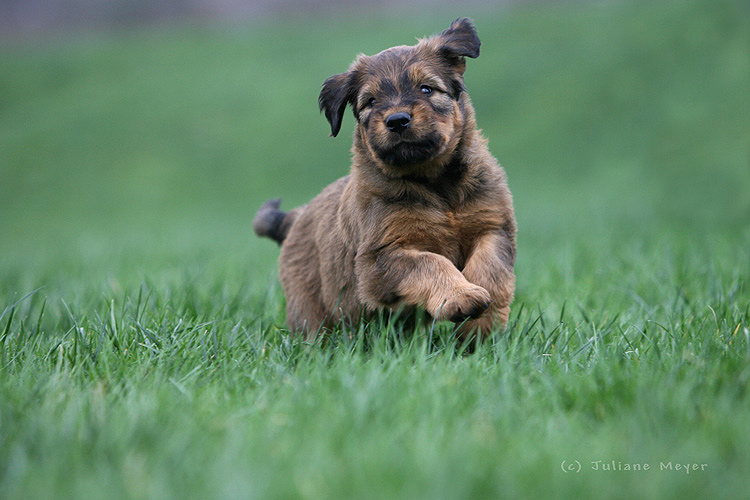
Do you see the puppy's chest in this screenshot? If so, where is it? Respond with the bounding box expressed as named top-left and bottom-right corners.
top-left (389, 208), bottom-right (491, 268)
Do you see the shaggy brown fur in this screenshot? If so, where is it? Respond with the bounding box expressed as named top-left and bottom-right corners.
top-left (253, 18), bottom-right (516, 340)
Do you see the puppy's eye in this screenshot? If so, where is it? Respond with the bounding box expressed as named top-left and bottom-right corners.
top-left (366, 97), bottom-right (376, 108)
top-left (420, 85), bottom-right (433, 95)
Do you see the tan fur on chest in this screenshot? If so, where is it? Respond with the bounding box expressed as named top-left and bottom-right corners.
top-left (379, 205), bottom-right (503, 270)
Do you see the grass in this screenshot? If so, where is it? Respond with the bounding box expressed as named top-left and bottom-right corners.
top-left (1, 0), bottom-right (749, 498)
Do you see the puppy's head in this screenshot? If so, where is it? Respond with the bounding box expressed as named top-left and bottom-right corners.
top-left (319, 18), bottom-right (481, 176)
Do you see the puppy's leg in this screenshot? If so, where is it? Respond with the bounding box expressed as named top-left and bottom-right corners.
top-left (358, 247), bottom-right (491, 322)
top-left (285, 298), bottom-right (329, 341)
top-left (459, 230), bottom-right (516, 338)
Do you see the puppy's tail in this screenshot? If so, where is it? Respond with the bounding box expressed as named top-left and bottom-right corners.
top-left (253, 198), bottom-right (296, 245)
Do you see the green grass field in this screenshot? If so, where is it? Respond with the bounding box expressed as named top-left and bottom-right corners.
top-left (1, 0), bottom-right (749, 498)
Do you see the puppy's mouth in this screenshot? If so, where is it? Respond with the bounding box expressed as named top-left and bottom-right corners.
top-left (371, 133), bottom-right (444, 167)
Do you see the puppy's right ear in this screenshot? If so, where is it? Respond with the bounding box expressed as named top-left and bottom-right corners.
top-left (438, 18), bottom-right (481, 60)
top-left (319, 71), bottom-right (355, 138)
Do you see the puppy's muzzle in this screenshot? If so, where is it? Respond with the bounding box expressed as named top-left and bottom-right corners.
top-left (385, 112), bottom-right (412, 134)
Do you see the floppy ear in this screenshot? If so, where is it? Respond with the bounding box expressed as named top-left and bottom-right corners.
top-left (435, 18), bottom-right (481, 74)
top-left (319, 71), bottom-right (355, 137)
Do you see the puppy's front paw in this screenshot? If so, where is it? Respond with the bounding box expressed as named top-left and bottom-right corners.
top-left (440, 285), bottom-right (491, 323)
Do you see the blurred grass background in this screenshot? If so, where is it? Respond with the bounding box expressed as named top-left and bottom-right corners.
top-left (2, 0), bottom-right (747, 272)
top-left (1, 0), bottom-right (749, 498)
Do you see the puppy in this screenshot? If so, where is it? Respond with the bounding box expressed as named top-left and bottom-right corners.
top-left (254, 18), bottom-right (516, 339)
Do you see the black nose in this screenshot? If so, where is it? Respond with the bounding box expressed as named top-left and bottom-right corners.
top-left (385, 112), bottom-right (411, 133)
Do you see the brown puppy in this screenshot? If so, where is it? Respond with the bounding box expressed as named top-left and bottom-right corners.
top-left (254, 18), bottom-right (516, 339)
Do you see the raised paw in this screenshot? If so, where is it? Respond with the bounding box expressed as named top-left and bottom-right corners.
top-left (439, 284), bottom-right (492, 323)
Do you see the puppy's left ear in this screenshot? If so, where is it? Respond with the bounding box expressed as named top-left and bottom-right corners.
top-left (435, 18), bottom-right (481, 74)
top-left (319, 71), bottom-right (355, 138)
